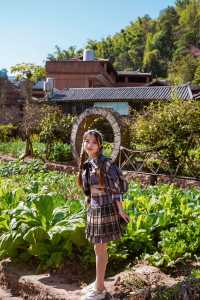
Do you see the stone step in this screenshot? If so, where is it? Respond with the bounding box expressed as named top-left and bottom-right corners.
top-left (0, 287), bottom-right (22, 299)
top-left (18, 273), bottom-right (83, 300)
top-left (0, 259), bottom-right (117, 300)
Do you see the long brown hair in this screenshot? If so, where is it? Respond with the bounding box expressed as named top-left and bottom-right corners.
top-left (77, 129), bottom-right (105, 188)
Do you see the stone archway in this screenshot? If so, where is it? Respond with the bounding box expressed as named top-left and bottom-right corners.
top-left (70, 107), bottom-right (128, 163)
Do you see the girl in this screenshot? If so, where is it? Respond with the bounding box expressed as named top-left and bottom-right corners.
top-left (78, 129), bottom-right (129, 300)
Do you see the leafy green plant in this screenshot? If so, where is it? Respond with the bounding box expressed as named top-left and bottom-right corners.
top-left (109, 181), bottom-right (200, 267)
top-left (0, 192), bottom-right (87, 270)
top-left (0, 159), bottom-right (47, 177)
top-left (49, 143), bottom-right (73, 162)
top-left (191, 269), bottom-right (200, 279)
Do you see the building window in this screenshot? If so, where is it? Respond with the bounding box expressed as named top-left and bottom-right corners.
top-left (89, 80), bottom-right (93, 87)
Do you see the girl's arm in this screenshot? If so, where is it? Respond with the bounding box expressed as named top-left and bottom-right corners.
top-left (105, 160), bottom-right (130, 223)
top-left (115, 197), bottom-right (130, 223)
top-left (104, 160), bottom-right (122, 201)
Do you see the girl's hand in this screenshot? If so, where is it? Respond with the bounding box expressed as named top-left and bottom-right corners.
top-left (118, 209), bottom-right (130, 224)
top-left (85, 196), bottom-right (91, 208)
top-left (115, 199), bottom-right (130, 223)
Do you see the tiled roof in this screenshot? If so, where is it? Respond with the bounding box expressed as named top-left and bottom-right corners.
top-left (50, 85), bottom-right (193, 102)
top-left (117, 71), bottom-right (152, 76)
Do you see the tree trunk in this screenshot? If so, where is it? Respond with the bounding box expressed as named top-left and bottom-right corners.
top-left (20, 135), bottom-right (33, 159)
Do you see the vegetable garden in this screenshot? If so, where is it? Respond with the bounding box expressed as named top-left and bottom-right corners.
top-left (0, 159), bottom-right (199, 274)
top-left (0, 97), bottom-right (199, 297)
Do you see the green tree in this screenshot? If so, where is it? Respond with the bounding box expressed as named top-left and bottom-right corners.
top-left (173, 0), bottom-right (200, 60)
top-left (39, 108), bottom-right (75, 160)
top-left (130, 98), bottom-right (200, 175)
top-left (143, 7), bottom-right (178, 77)
top-left (112, 15), bottom-right (153, 70)
top-left (20, 79), bottom-right (43, 158)
top-left (168, 53), bottom-right (197, 84)
top-left (47, 45), bottom-right (83, 61)
top-left (10, 63), bottom-right (45, 83)
top-left (143, 33), bottom-right (161, 76)
top-left (176, 0), bottom-right (191, 9)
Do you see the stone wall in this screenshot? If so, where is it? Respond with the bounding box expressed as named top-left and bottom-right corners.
top-left (0, 78), bottom-right (23, 124)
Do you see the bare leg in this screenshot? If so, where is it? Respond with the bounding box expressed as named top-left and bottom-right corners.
top-left (94, 243), bottom-right (108, 291)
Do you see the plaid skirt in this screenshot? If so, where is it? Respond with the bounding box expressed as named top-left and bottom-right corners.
top-left (85, 201), bottom-right (123, 244)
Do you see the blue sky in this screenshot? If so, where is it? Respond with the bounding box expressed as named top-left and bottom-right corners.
top-left (1, 0), bottom-right (176, 73)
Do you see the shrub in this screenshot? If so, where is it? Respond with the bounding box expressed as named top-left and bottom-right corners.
top-left (39, 111), bottom-right (75, 159)
top-left (0, 124), bottom-right (17, 142)
top-left (130, 99), bottom-right (200, 176)
top-left (49, 143), bottom-right (73, 162)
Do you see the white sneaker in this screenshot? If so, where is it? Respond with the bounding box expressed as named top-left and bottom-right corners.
top-left (81, 288), bottom-right (107, 300)
top-left (81, 281), bottom-right (96, 294)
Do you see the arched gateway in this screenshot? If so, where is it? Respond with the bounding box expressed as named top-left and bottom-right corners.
top-left (70, 107), bottom-right (128, 162)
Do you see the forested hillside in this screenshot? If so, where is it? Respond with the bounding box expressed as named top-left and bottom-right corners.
top-left (48, 0), bottom-right (200, 84)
